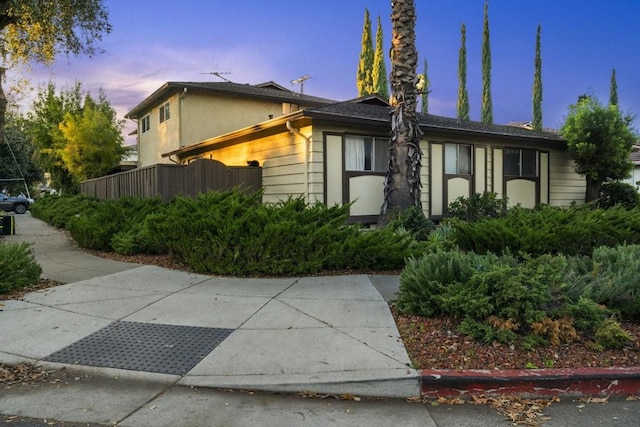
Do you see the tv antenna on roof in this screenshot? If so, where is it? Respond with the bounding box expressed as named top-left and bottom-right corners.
top-left (200, 71), bottom-right (232, 82)
top-left (291, 74), bottom-right (311, 94)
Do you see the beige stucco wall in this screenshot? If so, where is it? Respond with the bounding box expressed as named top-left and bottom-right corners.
top-left (138, 93), bottom-right (182, 166)
top-left (137, 92), bottom-right (308, 167)
top-left (180, 93), bottom-right (285, 148)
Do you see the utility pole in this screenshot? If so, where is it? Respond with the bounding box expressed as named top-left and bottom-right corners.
top-left (291, 74), bottom-right (311, 94)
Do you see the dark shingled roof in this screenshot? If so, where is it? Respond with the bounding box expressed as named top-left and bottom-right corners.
top-left (305, 98), bottom-right (564, 143)
top-left (126, 81), bottom-right (337, 119)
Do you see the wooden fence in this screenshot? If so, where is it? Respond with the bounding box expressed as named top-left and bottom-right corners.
top-left (80, 159), bottom-right (262, 201)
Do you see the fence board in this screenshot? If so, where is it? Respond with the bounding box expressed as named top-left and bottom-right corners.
top-left (80, 159), bottom-right (261, 201)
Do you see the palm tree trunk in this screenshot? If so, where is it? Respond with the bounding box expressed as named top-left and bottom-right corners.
top-left (379, 0), bottom-right (422, 224)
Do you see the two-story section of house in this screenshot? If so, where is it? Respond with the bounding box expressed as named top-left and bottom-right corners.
top-left (125, 81), bottom-right (336, 167)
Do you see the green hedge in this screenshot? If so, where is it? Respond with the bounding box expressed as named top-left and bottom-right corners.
top-left (0, 241), bottom-right (42, 294)
top-left (450, 204), bottom-right (640, 257)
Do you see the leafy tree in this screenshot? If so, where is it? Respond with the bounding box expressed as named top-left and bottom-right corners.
top-left (0, 0), bottom-right (111, 141)
top-left (457, 23), bottom-right (470, 120)
top-left (58, 92), bottom-right (125, 181)
top-left (609, 68), bottom-right (618, 106)
top-left (356, 9), bottom-right (374, 96)
top-left (420, 58), bottom-right (429, 114)
top-left (380, 0), bottom-right (422, 222)
top-left (481, 1), bottom-right (493, 124)
top-left (0, 113), bottom-right (43, 193)
top-left (27, 82), bottom-right (122, 193)
top-left (27, 82), bottom-right (82, 193)
top-left (372, 15), bottom-right (388, 98)
top-left (561, 96), bottom-right (636, 203)
top-left (532, 24), bottom-right (543, 131)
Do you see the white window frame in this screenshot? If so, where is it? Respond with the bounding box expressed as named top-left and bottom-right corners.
top-left (159, 102), bottom-right (170, 123)
top-left (141, 114), bottom-right (150, 133)
top-left (445, 143), bottom-right (472, 175)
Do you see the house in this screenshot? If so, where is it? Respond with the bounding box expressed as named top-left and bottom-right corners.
top-left (125, 81), bottom-right (336, 167)
top-left (149, 93), bottom-right (586, 223)
top-left (623, 145), bottom-right (640, 191)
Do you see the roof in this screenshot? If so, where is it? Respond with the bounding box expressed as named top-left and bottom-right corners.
top-left (164, 97), bottom-right (566, 159)
top-left (125, 81), bottom-right (337, 119)
top-left (305, 99), bottom-right (565, 143)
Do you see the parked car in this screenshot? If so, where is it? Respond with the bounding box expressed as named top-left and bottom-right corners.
top-left (0, 193), bottom-right (33, 214)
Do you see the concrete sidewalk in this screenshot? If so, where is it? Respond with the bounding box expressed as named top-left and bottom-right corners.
top-left (1, 213), bottom-right (420, 399)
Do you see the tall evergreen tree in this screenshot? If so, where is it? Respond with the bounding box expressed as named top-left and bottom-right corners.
top-left (380, 0), bottom-right (422, 222)
top-left (372, 16), bottom-right (388, 98)
top-left (420, 58), bottom-right (429, 114)
top-left (356, 9), bottom-right (374, 96)
top-left (609, 68), bottom-right (618, 106)
top-left (481, 1), bottom-right (493, 123)
top-left (532, 24), bottom-right (543, 130)
top-left (457, 23), bottom-right (470, 120)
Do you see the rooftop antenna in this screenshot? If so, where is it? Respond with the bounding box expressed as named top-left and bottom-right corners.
top-left (291, 74), bottom-right (311, 94)
top-left (200, 71), bottom-right (232, 82)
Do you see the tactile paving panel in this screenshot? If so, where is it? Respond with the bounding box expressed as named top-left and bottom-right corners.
top-left (44, 321), bottom-right (233, 375)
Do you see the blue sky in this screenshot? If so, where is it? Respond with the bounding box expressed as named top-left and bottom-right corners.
top-left (20, 0), bottom-right (640, 145)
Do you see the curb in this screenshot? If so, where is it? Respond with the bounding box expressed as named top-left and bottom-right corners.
top-left (421, 367), bottom-right (640, 398)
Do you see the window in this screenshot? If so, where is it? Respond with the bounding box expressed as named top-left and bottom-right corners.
top-left (504, 148), bottom-right (538, 177)
top-left (141, 115), bottom-right (150, 133)
top-left (445, 143), bottom-right (472, 174)
top-left (345, 136), bottom-right (388, 172)
top-left (159, 102), bottom-right (170, 123)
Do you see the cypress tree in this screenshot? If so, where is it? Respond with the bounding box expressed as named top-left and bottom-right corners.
top-left (357, 9), bottom-right (374, 96)
top-left (457, 23), bottom-right (470, 120)
top-left (481, 1), bottom-right (493, 123)
top-left (532, 24), bottom-right (543, 130)
top-left (421, 58), bottom-right (429, 114)
top-left (609, 68), bottom-right (618, 106)
top-left (372, 16), bottom-right (389, 98)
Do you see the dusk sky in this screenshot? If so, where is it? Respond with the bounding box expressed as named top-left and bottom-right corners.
top-left (17, 0), bottom-right (640, 145)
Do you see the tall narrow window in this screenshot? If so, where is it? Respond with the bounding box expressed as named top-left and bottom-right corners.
top-left (159, 102), bottom-right (170, 123)
top-left (445, 143), bottom-right (472, 174)
top-left (141, 115), bottom-right (150, 133)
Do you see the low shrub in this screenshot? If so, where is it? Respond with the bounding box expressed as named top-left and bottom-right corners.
top-left (451, 204), bottom-right (640, 257)
top-left (582, 245), bottom-right (640, 321)
top-left (396, 250), bottom-right (623, 347)
top-left (386, 206), bottom-right (436, 241)
top-left (0, 241), bottom-right (42, 294)
top-left (447, 191), bottom-right (506, 221)
top-left (30, 194), bottom-right (98, 228)
top-left (142, 190), bottom-right (418, 275)
top-left (594, 318), bottom-right (634, 349)
top-left (598, 181), bottom-right (639, 209)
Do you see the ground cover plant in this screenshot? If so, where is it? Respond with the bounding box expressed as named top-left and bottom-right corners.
top-left (0, 241), bottom-right (41, 294)
top-left (30, 190), bottom-right (422, 276)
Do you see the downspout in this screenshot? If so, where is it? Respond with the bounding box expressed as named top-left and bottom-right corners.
top-left (286, 121), bottom-right (311, 202)
top-left (179, 88), bottom-right (187, 150)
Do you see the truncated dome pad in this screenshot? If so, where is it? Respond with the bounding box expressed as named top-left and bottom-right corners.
top-left (44, 321), bottom-right (234, 375)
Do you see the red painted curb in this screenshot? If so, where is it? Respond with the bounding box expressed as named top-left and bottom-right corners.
top-left (421, 367), bottom-right (640, 398)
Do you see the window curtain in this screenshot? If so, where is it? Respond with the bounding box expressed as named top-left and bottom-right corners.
top-left (345, 136), bottom-right (365, 170)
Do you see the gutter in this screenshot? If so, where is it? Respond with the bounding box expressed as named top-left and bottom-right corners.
top-left (286, 121), bottom-right (311, 202)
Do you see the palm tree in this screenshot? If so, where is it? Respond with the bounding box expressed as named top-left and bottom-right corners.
top-left (380, 0), bottom-right (422, 223)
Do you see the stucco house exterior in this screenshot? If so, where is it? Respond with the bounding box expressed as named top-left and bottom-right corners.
top-left (125, 81), bottom-right (336, 167)
top-left (136, 91), bottom-right (586, 223)
top-left (623, 145), bottom-right (640, 191)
